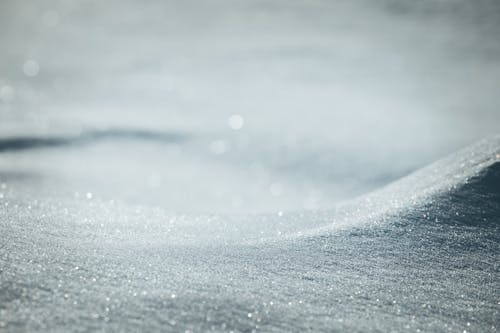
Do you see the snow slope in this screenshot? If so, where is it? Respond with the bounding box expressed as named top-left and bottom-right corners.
top-left (0, 135), bottom-right (498, 332)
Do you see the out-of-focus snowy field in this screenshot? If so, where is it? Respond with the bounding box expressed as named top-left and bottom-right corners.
top-left (1, 0), bottom-right (499, 332)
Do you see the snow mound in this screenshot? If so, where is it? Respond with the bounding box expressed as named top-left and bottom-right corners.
top-left (0, 135), bottom-right (499, 332)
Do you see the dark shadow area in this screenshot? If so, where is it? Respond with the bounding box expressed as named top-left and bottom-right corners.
top-left (0, 129), bottom-right (188, 153)
top-left (0, 171), bottom-right (42, 182)
top-left (426, 161), bottom-right (500, 228)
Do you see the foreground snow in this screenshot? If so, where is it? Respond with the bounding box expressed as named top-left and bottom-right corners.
top-left (1, 135), bottom-right (498, 332)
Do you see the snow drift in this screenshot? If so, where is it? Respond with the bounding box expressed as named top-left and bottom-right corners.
top-left (0, 135), bottom-right (499, 332)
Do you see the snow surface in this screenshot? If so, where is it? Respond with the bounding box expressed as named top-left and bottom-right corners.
top-left (0, 133), bottom-right (499, 332)
top-left (1, 0), bottom-right (500, 331)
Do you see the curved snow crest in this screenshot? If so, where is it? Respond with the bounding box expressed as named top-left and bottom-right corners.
top-left (286, 134), bottom-right (500, 241)
top-left (189, 134), bottom-right (499, 245)
top-left (1, 135), bottom-right (497, 248)
top-left (60, 135), bottom-right (500, 245)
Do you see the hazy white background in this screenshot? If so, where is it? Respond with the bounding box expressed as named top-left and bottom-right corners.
top-left (1, 0), bottom-right (499, 212)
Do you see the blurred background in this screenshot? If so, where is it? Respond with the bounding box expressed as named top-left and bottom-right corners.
top-left (1, 0), bottom-right (499, 213)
